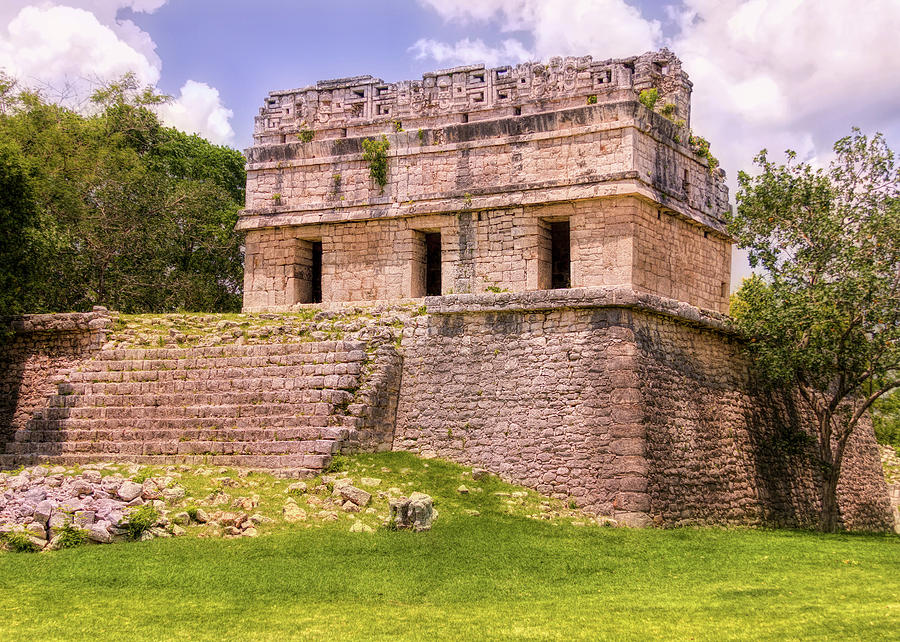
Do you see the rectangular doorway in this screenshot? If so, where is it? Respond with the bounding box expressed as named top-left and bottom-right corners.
top-left (424, 232), bottom-right (441, 296)
top-left (550, 220), bottom-right (570, 289)
top-left (310, 241), bottom-right (322, 303)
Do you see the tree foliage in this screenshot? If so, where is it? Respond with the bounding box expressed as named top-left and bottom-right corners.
top-left (728, 129), bottom-right (899, 531)
top-left (0, 73), bottom-right (245, 314)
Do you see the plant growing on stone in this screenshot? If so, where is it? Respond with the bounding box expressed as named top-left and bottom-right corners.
top-left (0, 531), bottom-right (40, 553)
top-left (297, 128), bottom-right (314, 143)
top-left (660, 103), bottom-right (677, 118)
top-left (728, 129), bottom-right (900, 532)
top-left (638, 88), bottom-right (659, 111)
top-left (587, 95), bottom-right (597, 105)
top-left (126, 504), bottom-right (160, 540)
top-left (689, 133), bottom-right (719, 172)
top-left (55, 524), bottom-right (88, 549)
top-left (361, 135), bottom-right (390, 193)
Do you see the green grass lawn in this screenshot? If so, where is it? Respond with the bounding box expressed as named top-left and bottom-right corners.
top-left (1, 453), bottom-right (897, 641)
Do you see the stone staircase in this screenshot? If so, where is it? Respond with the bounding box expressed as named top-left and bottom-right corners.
top-left (0, 341), bottom-right (372, 476)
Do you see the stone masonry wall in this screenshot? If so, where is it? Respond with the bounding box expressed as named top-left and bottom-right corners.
top-left (632, 311), bottom-right (891, 531)
top-left (393, 288), bottom-right (893, 530)
top-left (0, 310), bottom-right (111, 454)
top-left (243, 196), bottom-right (731, 313)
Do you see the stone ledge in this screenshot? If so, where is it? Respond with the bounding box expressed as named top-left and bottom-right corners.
top-left (424, 286), bottom-right (732, 332)
top-left (1, 308), bottom-right (112, 335)
top-left (237, 180), bottom-right (730, 238)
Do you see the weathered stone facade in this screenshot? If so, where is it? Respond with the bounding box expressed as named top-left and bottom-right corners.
top-left (393, 288), bottom-right (893, 530)
top-left (238, 50), bottom-right (731, 313)
top-left (0, 310), bottom-right (111, 454)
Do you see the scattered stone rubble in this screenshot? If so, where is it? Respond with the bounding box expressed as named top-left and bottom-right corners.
top-left (0, 464), bottom-right (191, 551)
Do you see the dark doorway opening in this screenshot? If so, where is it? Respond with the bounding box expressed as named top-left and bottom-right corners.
top-left (425, 232), bottom-right (442, 296)
top-left (550, 221), bottom-right (570, 289)
top-left (311, 241), bottom-right (322, 303)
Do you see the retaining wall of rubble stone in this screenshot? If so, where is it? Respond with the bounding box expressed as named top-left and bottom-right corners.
top-left (393, 287), bottom-right (893, 530)
top-left (0, 309), bottom-right (111, 453)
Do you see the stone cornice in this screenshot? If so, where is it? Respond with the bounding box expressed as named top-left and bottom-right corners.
top-left (424, 286), bottom-right (734, 333)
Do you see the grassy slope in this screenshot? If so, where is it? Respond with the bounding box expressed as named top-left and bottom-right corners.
top-left (1, 452), bottom-right (898, 641)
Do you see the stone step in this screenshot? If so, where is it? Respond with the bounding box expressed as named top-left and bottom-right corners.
top-left (59, 369), bottom-right (362, 395)
top-left (46, 388), bottom-right (354, 409)
top-left (77, 353), bottom-right (367, 374)
top-left (12, 425), bottom-right (350, 444)
top-left (23, 414), bottom-right (362, 432)
top-left (67, 364), bottom-right (365, 384)
top-left (35, 401), bottom-right (337, 422)
top-left (4, 438), bottom-right (339, 457)
top-left (94, 340), bottom-right (366, 361)
top-left (0, 452), bottom-right (332, 474)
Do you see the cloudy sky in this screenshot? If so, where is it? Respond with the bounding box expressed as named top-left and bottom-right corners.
top-left (1, 0), bottom-right (898, 287)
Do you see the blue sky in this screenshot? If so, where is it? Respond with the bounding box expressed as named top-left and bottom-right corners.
top-left (2, 0), bottom-right (899, 287)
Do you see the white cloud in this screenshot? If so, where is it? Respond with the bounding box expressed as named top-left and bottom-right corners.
top-left (157, 80), bottom-right (235, 146)
top-left (0, 2), bottom-right (237, 146)
top-left (414, 0), bottom-right (900, 289)
top-left (414, 0), bottom-right (662, 63)
top-left (410, 38), bottom-right (531, 67)
top-left (0, 5), bottom-right (160, 98)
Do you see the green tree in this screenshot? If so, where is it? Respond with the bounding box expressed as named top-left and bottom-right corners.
top-left (0, 74), bottom-right (245, 313)
top-left (872, 391), bottom-right (900, 450)
top-left (728, 129), bottom-right (899, 531)
top-left (0, 140), bottom-right (39, 315)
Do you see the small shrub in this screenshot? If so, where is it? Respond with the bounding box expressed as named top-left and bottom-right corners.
top-left (297, 128), bottom-right (314, 143)
top-left (417, 128), bottom-right (425, 143)
top-left (568, 499), bottom-right (578, 510)
top-left (186, 506), bottom-right (199, 522)
top-left (586, 95), bottom-right (597, 105)
top-left (55, 524), bottom-right (88, 549)
top-left (392, 120), bottom-right (403, 132)
top-left (660, 103), bottom-right (677, 118)
top-left (689, 133), bottom-right (720, 173)
top-left (126, 504), bottom-right (160, 540)
top-left (325, 455), bottom-right (349, 473)
top-left (638, 88), bottom-right (659, 111)
top-left (1, 531), bottom-right (40, 553)
top-left (361, 135), bottom-right (390, 192)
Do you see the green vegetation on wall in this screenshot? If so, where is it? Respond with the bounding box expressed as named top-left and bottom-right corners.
top-left (638, 88), bottom-right (659, 111)
top-left (362, 135), bottom-right (390, 193)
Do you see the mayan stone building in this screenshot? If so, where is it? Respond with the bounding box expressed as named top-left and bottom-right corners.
top-left (238, 50), bottom-right (731, 312)
top-left (1, 51), bottom-right (892, 531)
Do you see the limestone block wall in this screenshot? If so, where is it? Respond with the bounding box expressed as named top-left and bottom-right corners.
top-left (393, 288), bottom-right (893, 530)
top-left (243, 196), bottom-right (731, 313)
top-left (629, 199), bottom-right (732, 311)
top-left (0, 310), bottom-right (111, 453)
top-left (632, 311), bottom-right (891, 531)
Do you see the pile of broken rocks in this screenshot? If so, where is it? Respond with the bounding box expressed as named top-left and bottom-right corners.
top-left (0, 464), bottom-right (189, 551)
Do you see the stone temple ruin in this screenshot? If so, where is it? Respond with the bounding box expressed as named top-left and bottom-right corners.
top-left (0, 51), bottom-right (894, 530)
top-left (239, 50), bottom-right (730, 312)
